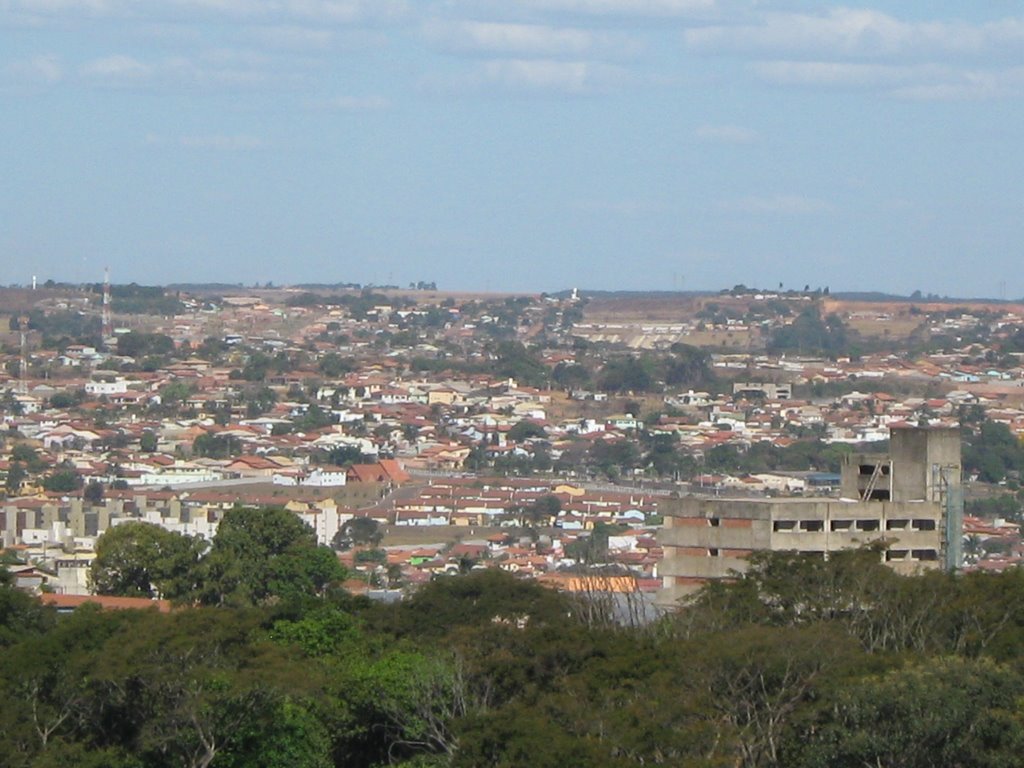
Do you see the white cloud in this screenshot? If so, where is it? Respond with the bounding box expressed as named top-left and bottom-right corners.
top-left (7, 0), bottom-right (409, 23)
top-left (75, 48), bottom-right (293, 89)
top-left (280, 0), bottom-right (409, 23)
top-left (170, 0), bottom-right (409, 23)
top-left (424, 20), bottom-right (595, 58)
top-left (245, 24), bottom-right (334, 50)
top-left (685, 9), bottom-right (1024, 59)
top-left (147, 133), bottom-right (265, 150)
top-left (321, 94), bottom-right (391, 110)
top-left (752, 60), bottom-right (931, 87)
top-left (719, 195), bottom-right (833, 215)
top-left (750, 59), bottom-right (1024, 100)
top-left (514, 0), bottom-right (716, 16)
top-left (572, 198), bottom-right (670, 215)
top-left (694, 123), bottom-right (756, 143)
top-left (891, 67), bottom-right (1024, 101)
top-left (7, 0), bottom-right (112, 13)
top-left (477, 58), bottom-right (625, 93)
top-left (80, 54), bottom-right (152, 82)
top-left (179, 134), bottom-right (264, 150)
top-left (5, 54), bottom-right (62, 83)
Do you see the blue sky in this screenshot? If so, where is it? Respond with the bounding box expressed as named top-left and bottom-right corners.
top-left (2, 1), bottom-right (1022, 296)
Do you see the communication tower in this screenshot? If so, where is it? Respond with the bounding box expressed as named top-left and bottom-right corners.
top-left (102, 266), bottom-right (112, 342)
top-left (18, 315), bottom-right (29, 395)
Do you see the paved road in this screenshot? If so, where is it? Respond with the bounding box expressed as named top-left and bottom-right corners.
top-left (407, 468), bottom-right (682, 497)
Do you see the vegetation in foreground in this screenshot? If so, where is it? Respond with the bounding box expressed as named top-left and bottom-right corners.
top-left (4, 543), bottom-right (1024, 767)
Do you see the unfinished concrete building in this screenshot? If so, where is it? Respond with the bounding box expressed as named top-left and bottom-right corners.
top-left (657, 426), bottom-right (963, 606)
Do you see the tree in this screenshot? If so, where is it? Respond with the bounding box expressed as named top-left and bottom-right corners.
top-left (294, 404), bottom-right (333, 432)
top-left (117, 332), bottom-right (175, 359)
top-left (588, 439), bottom-right (640, 478)
top-left (519, 495), bottom-right (561, 527)
top-left (193, 433), bottom-right (233, 459)
top-left (691, 624), bottom-right (856, 768)
top-left (491, 342), bottom-right (548, 388)
top-left (318, 353), bottom-right (354, 378)
top-left (332, 517), bottom-right (382, 551)
top-left (362, 651), bottom-right (473, 762)
top-left (83, 480), bottom-right (105, 504)
top-left (551, 362), bottom-right (590, 389)
top-left (94, 609), bottom-right (300, 768)
top-left (0, 569), bottom-right (54, 647)
top-left (507, 420), bottom-right (546, 442)
top-left (42, 470), bottom-right (81, 493)
top-left (198, 508), bottom-right (344, 606)
top-left (241, 352), bottom-right (273, 382)
top-left (11, 443), bottom-right (42, 470)
top-left (5, 461), bottom-right (26, 495)
top-left (563, 525), bottom-right (612, 564)
top-left (963, 420), bottom-right (1024, 483)
top-left (90, 522), bottom-right (205, 600)
top-left (769, 306), bottom-right (852, 357)
top-left (598, 356), bottom-right (655, 393)
top-left (244, 386), bottom-right (277, 417)
top-left (664, 343), bottom-right (714, 388)
top-left (140, 431), bottom-right (158, 452)
top-left (49, 390), bottom-right (84, 409)
top-left (159, 380), bottom-right (192, 406)
top-left (0, 605), bottom-right (125, 759)
top-left (325, 445), bottom-right (374, 467)
top-left (643, 433), bottom-right (686, 478)
top-left (385, 569), bottom-right (573, 640)
top-left (786, 656), bottom-right (1024, 768)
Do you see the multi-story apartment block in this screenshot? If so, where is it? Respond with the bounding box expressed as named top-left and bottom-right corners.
top-left (657, 426), bottom-right (963, 606)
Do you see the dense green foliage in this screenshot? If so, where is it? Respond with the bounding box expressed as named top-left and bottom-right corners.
top-left (963, 420), bottom-right (1024, 483)
top-left (90, 509), bottom-right (345, 606)
top-left (91, 522), bottom-right (206, 600)
top-left (768, 306), bottom-right (853, 357)
top-left (7, 553), bottom-right (1024, 767)
top-left (105, 283), bottom-right (185, 315)
top-left (116, 332), bottom-right (176, 359)
top-left (966, 492), bottom-right (1024, 521)
top-left (23, 310), bottom-right (102, 347)
top-left (703, 439), bottom-right (857, 475)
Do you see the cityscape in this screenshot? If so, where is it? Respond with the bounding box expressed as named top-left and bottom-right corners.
top-left (3, 279), bottom-right (1024, 763)
top-left (6, 0), bottom-right (1024, 764)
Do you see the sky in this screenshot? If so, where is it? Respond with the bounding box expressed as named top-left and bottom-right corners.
top-left (2, 0), bottom-right (1023, 297)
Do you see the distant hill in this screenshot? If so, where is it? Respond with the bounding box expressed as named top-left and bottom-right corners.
top-left (562, 288), bottom-right (1020, 304)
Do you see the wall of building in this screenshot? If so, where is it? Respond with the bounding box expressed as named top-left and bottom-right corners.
top-left (657, 495), bottom-right (945, 606)
top-left (889, 425), bottom-right (961, 502)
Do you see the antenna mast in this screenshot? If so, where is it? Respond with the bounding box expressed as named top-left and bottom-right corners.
top-left (18, 315), bottom-right (29, 395)
top-left (102, 266), bottom-right (112, 343)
